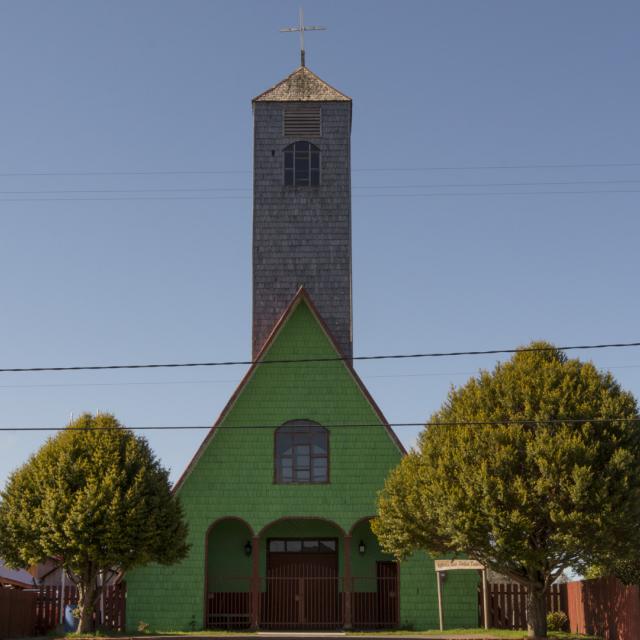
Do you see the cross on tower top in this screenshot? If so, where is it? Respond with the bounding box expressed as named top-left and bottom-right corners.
top-left (280, 8), bottom-right (326, 67)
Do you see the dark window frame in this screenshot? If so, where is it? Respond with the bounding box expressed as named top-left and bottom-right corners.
top-left (284, 141), bottom-right (320, 187)
top-left (274, 420), bottom-right (329, 484)
top-left (267, 538), bottom-right (338, 554)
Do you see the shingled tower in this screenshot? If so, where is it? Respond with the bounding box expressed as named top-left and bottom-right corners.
top-left (125, 59), bottom-right (480, 634)
top-left (252, 66), bottom-right (353, 358)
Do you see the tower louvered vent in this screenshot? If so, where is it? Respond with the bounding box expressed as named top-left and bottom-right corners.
top-left (284, 106), bottom-right (321, 137)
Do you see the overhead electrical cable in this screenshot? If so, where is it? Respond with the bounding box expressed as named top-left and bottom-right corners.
top-left (1, 340), bottom-right (639, 374)
top-left (1, 178), bottom-right (640, 196)
top-left (1, 363), bottom-right (640, 390)
top-left (3, 189), bottom-right (640, 203)
top-left (1, 418), bottom-right (639, 432)
top-left (1, 160), bottom-right (640, 177)
top-left (3, 190), bottom-right (640, 203)
top-left (355, 162), bottom-right (640, 172)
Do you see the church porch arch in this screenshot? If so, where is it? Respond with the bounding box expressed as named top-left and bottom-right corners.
top-left (347, 517), bottom-right (400, 628)
top-left (257, 517), bottom-right (346, 629)
top-left (204, 517), bottom-right (255, 630)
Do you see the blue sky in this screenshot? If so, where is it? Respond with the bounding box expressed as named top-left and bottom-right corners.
top-left (1, 0), bottom-right (639, 489)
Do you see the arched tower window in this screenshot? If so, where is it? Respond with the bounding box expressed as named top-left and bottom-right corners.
top-left (284, 142), bottom-right (320, 187)
top-left (275, 420), bottom-right (328, 484)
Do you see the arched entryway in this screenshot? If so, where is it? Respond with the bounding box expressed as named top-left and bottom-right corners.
top-left (205, 518), bottom-right (254, 630)
top-left (258, 517), bottom-right (345, 629)
top-left (348, 518), bottom-right (399, 628)
top-left (204, 516), bottom-right (399, 630)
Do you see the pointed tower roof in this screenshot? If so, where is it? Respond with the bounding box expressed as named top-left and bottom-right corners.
top-left (253, 66), bottom-right (351, 102)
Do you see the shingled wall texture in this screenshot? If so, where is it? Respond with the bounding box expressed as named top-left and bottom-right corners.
top-left (252, 100), bottom-right (353, 358)
top-left (124, 301), bottom-right (479, 631)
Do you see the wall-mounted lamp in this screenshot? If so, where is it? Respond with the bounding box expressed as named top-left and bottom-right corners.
top-left (244, 540), bottom-right (252, 557)
top-left (358, 540), bottom-right (366, 555)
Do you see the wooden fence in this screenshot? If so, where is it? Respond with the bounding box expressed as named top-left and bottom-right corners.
top-left (0, 589), bottom-right (37, 638)
top-left (34, 583), bottom-right (126, 633)
top-left (479, 582), bottom-right (567, 630)
top-left (207, 572), bottom-right (399, 630)
top-left (566, 576), bottom-right (640, 640)
top-left (35, 585), bottom-right (77, 632)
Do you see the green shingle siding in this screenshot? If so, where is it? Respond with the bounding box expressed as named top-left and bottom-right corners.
top-left (125, 299), bottom-right (478, 630)
top-left (400, 553), bottom-right (479, 629)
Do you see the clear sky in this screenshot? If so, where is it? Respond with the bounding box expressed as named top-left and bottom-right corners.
top-left (1, 0), bottom-right (639, 489)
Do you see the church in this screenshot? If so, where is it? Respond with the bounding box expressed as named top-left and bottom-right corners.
top-left (125, 59), bottom-right (479, 631)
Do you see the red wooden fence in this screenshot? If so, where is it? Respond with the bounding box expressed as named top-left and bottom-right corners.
top-left (206, 573), bottom-right (399, 630)
top-left (566, 577), bottom-right (640, 640)
top-left (0, 589), bottom-right (37, 638)
top-left (480, 582), bottom-right (567, 630)
top-left (34, 583), bottom-right (126, 633)
top-left (351, 575), bottom-right (399, 629)
top-left (207, 577), bottom-right (252, 629)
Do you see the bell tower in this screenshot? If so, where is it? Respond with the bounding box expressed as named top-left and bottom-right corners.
top-left (251, 66), bottom-right (353, 358)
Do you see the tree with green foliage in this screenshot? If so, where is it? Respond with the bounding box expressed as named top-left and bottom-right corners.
top-left (586, 556), bottom-right (640, 585)
top-left (0, 413), bottom-right (189, 633)
top-left (372, 342), bottom-right (640, 639)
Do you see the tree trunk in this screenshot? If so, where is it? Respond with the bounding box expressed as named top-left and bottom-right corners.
top-left (77, 577), bottom-right (97, 633)
top-left (526, 585), bottom-right (548, 639)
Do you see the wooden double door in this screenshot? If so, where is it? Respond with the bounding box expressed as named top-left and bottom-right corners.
top-left (262, 540), bottom-right (340, 628)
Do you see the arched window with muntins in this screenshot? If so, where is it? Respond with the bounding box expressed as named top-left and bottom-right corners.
top-left (284, 142), bottom-right (320, 187)
top-left (275, 420), bottom-right (328, 484)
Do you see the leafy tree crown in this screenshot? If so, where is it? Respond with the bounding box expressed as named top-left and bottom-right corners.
top-left (373, 342), bottom-right (640, 583)
top-left (0, 413), bottom-right (189, 573)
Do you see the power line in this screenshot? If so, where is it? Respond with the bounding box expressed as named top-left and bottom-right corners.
top-left (0, 187), bottom-right (248, 195)
top-left (3, 189), bottom-right (640, 203)
top-left (2, 363), bottom-right (640, 390)
top-left (356, 189), bottom-right (640, 198)
top-left (357, 179), bottom-right (640, 189)
top-left (356, 162), bottom-right (640, 172)
top-left (1, 178), bottom-right (640, 196)
top-left (1, 418), bottom-right (638, 432)
top-left (0, 169), bottom-right (250, 177)
top-left (1, 341), bottom-right (639, 374)
top-left (0, 379), bottom-right (240, 390)
top-left (1, 161), bottom-right (640, 178)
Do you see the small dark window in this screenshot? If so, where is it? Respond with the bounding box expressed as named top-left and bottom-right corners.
top-left (319, 540), bottom-right (336, 552)
top-left (269, 540), bottom-right (286, 552)
top-left (284, 142), bottom-right (320, 187)
top-left (268, 539), bottom-right (336, 553)
top-left (275, 420), bottom-right (328, 483)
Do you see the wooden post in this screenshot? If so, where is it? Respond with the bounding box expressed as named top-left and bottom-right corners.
top-left (482, 569), bottom-right (489, 629)
top-left (99, 570), bottom-right (104, 626)
top-left (343, 534), bottom-right (352, 629)
top-left (298, 578), bottom-right (305, 624)
top-left (436, 571), bottom-right (444, 631)
top-left (59, 568), bottom-right (66, 626)
top-left (250, 536), bottom-right (260, 630)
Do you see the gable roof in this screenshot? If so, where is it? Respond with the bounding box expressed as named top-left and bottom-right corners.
top-left (253, 66), bottom-right (351, 103)
top-left (0, 560), bottom-right (35, 589)
top-left (173, 287), bottom-right (404, 493)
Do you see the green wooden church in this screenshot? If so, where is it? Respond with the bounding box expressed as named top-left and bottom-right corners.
top-left (126, 62), bottom-right (479, 632)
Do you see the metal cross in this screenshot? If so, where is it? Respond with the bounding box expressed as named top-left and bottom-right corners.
top-left (280, 8), bottom-right (326, 67)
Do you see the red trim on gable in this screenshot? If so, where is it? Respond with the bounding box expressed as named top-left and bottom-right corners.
top-left (172, 290), bottom-right (312, 494)
top-left (296, 289), bottom-right (406, 455)
top-left (172, 287), bottom-right (405, 494)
